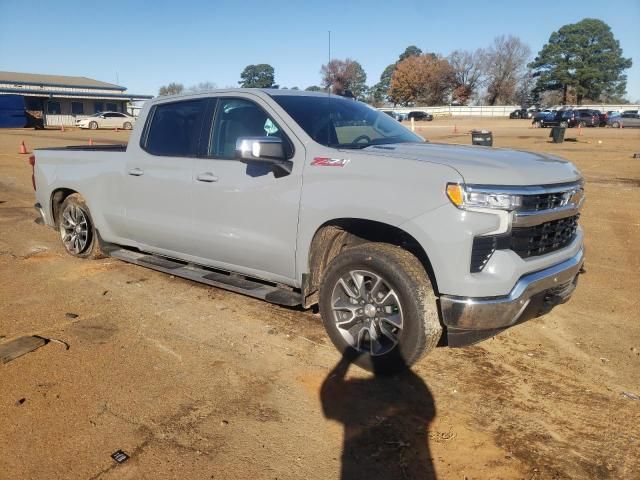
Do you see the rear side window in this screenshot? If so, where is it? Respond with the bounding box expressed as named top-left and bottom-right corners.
top-left (144, 99), bottom-right (207, 156)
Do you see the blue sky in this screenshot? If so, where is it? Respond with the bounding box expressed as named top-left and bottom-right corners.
top-left (1, 0), bottom-right (639, 101)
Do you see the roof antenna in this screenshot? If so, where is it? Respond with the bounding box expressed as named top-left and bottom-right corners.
top-left (327, 30), bottom-right (331, 146)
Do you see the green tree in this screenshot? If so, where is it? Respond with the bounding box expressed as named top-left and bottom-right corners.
top-left (529, 18), bottom-right (632, 105)
top-left (238, 64), bottom-right (275, 88)
top-left (398, 45), bottom-right (422, 62)
top-left (320, 58), bottom-right (367, 98)
top-left (158, 82), bottom-right (184, 96)
top-left (305, 85), bottom-right (323, 92)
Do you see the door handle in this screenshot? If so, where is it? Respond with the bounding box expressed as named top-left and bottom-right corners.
top-left (196, 172), bottom-right (219, 183)
top-left (128, 168), bottom-right (144, 176)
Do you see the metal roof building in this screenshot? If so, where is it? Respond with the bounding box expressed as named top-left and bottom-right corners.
top-left (0, 71), bottom-right (153, 127)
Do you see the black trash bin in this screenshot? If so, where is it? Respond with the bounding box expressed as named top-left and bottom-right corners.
top-left (471, 130), bottom-right (493, 146)
top-left (550, 126), bottom-right (566, 143)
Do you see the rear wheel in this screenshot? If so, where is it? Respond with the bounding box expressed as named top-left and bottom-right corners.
top-left (58, 194), bottom-right (104, 259)
top-left (578, 121), bottom-right (586, 127)
top-left (560, 121), bottom-right (569, 128)
top-left (612, 121), bottom-right (621, 128)
top-left (123, 121), bottom-right (132, 130)
top-left (89, 121), bottom-right (98, 130)
top-left (319, 243), bottom-right (442, 372)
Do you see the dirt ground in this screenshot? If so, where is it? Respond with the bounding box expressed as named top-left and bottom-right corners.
top-left (0, 119), bottom-right (638, 480)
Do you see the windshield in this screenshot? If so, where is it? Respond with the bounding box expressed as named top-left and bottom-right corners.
top-left (272, 94), bottom-right (424, 149)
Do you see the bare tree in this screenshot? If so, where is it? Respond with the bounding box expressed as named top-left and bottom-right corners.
top-left (484, 35), bottom-right (531, 105)
top-left (186, 82), bottom-right (218, 93)
top-left (158, 83), bottom-right (184, 96)
top-left (320, 58), bottom-right (367, 98)
top-left (448, 49), bottom-right (486, 104)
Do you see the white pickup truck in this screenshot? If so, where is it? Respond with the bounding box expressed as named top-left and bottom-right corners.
top-left (31, 89), bottom-right (585, 370)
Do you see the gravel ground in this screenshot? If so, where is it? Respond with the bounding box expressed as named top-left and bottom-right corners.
top-left (1, 119), bottom-right (638, 479)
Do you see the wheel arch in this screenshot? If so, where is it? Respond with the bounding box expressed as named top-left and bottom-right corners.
top-left (50, 188), bottom-right (79, 226)
top-left (302, 218), bottom-right (439, 308)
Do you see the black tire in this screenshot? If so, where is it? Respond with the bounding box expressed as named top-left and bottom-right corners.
top-left (319, 243), bottom-right (442, 373)
top-left (57, 193), bottom-right (104, 259)
top-left (89, 121), bottom-right (98, 130)
top-left (533, 120), bottom-right (541, 128)
top-left (578, 121), bottom-right (586, 128)
top-left (612, 121), bottom-right (620, 128)
top-left (123, 121), bottom-right (132, 130)
top-left (560, 121), bottom-right (569, 128)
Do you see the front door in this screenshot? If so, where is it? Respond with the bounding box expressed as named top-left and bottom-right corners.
top-left (122, 98), bottom-right (208, 254)
top-left (190, 95), bottom-right (303, 283)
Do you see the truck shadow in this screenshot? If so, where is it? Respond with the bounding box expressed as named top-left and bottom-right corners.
top-left (320, 350), bottom-right (437, 480)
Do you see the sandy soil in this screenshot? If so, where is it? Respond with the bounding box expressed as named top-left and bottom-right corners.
top-left (0, 119), bottom-right (638, 479)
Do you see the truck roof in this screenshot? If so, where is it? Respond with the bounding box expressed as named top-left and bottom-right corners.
top-left (153, 88), bottom-right (333, 102)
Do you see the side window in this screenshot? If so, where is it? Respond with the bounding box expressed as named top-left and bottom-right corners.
top-left (47, 101), bottom-right (61, 114)
top-left (209, 98), bottom-right (291, 159)
top-left (144, 99), bottom-right (207, 156)
top-left (71, 102), bottom-right (84, 115)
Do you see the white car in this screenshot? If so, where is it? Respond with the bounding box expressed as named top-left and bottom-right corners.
top-left (75, 112), bottom-right (136, 130)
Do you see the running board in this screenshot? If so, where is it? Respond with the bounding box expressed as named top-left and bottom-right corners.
top-left (108, 248), bottom-right (302, 307)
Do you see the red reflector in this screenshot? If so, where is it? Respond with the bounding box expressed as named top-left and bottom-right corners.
top-left (311, 157), bottom-right (349, 167)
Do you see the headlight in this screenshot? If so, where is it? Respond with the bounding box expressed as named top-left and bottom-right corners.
top-left (446, 183), bottom-right (522, 211)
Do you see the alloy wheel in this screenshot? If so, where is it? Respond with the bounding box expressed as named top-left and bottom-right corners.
top-left (330, 269), bottom-right (403, 356)
top-left (59, 204), bottom-right (89, 254)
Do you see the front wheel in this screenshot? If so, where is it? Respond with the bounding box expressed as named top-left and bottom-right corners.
top-left (89, 121), bottom-right (98, 130)
top-left (560, 121), bottom-right (569, 128)
top-left (319, 243), bottom-right (442, 372)
top-left (611, 121), bottom-right (621, 128)
top-left (58, 193), bottom-right (104, 259)
top-left (123, 121), bottom-right (132, 130)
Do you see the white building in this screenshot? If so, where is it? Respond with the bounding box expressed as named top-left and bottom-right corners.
top-left (0, 71), bottom-right (153, 126)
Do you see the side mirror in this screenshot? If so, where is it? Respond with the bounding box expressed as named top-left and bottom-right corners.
top-left (100, 115), bottom-right (105, 119)
top-left (235, 136), bottom-right (292, 174)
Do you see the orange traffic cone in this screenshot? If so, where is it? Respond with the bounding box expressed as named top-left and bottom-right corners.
top-left (115, 126), bottom-right (119, 132)
top-left (578, 125), bottom-right (583, 136)
top-left (60, 124), bottom-right (65, 132)
top-left (89, 138), bottom-right (94, 146)
top-left (19, 141), bottom-right (28, 154)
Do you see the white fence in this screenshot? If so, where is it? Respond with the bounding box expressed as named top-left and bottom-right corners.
top-left (380, 104), bottom-right (640, 118)
top-left (44, 114), bottom-right (89, 127)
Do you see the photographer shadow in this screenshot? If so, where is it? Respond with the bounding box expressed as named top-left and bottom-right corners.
top-left (321, 350), bottom-right (437, 480)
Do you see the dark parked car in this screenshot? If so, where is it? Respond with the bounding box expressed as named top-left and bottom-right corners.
top-left (530, 110), bottom-right (554, 126)
top-left (408, 111), bottom-right (433, 121)
top-left (509, 108), bottom-right (529, 119)
top-left (608, 111), bottom-right (640, 128)
top-left (536, 109), bottom-right (596, 128)
top-left (574, 109), bottom-right (599, 127)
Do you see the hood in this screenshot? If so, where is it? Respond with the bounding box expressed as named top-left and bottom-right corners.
top-left (365, 142), bottom-right (582, 186)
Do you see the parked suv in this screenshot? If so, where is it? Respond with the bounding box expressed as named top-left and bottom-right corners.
top-left (535, 109), bottom-right (596, 128)
top-left (408, 111), bottom-right (433, 121)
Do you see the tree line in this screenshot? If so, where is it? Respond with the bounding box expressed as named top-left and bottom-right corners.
top-left (158, 18), bottom-right (632, 107)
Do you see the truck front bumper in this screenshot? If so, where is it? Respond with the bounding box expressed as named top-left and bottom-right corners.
top-left (440, 248), bottom-right (584, 347)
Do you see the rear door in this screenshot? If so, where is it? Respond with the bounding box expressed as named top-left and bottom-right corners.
top-left (122, 98), bottom-right (208, 254)
top-left (190, 94), bottom-right (303, 282)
